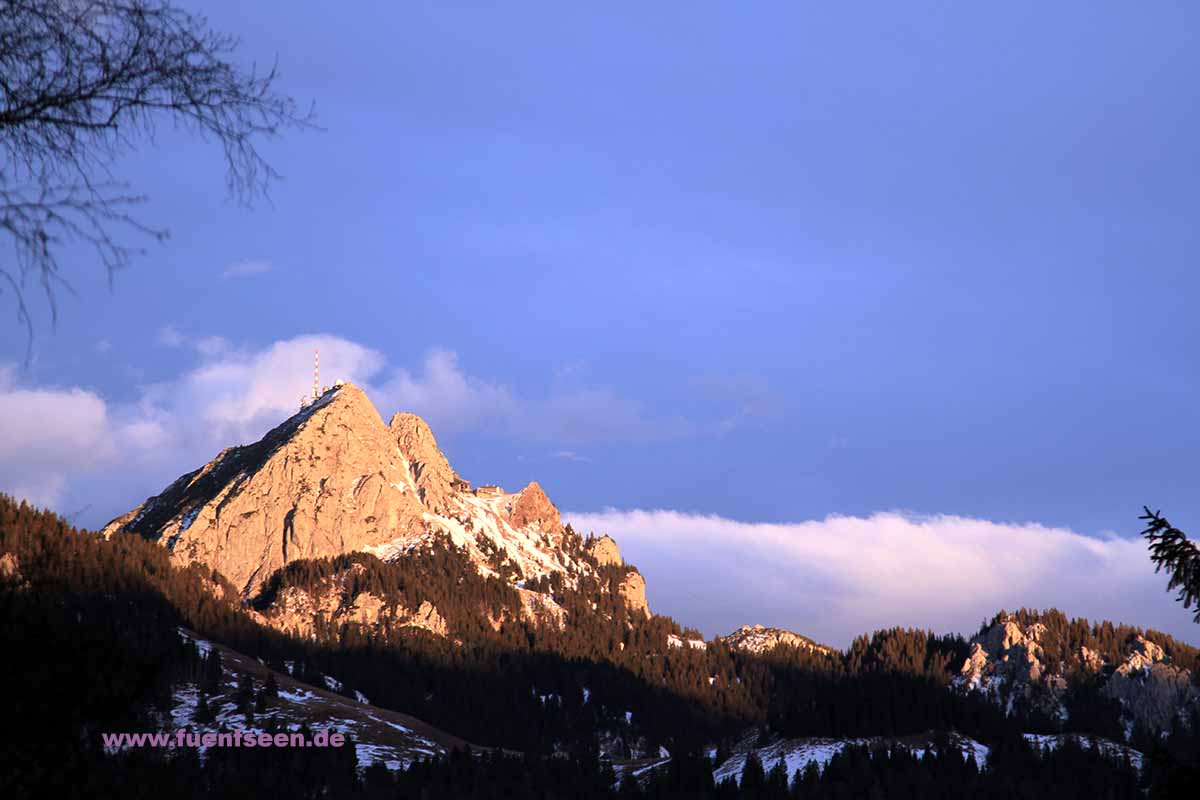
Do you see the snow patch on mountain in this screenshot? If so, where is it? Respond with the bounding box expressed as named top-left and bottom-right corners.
top-left (712, 730), bottom-right (990, 786)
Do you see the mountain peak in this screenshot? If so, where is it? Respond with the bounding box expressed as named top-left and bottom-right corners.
top-left (101, 386), bottom-right (623, 605)
top-left (388, 410), bottom-right (437, 445)
top-left (304, 382), bottom-right (400, 433)
top-left (509, 481), bottom-right (561, 534)
top-left (587, 535), bottom-right (623, 567)
top-left (718, 624), bottom-right (835, 656)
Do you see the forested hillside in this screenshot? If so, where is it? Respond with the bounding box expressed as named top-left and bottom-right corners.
top-left (3, 495), bottom-right (1198, 797)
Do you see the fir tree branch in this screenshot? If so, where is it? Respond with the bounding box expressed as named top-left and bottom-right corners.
top-left (1140, 506), bottom-right (1200, 623)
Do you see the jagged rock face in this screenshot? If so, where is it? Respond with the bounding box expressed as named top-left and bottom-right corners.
top-left (1080, 646), bottom-right (1104, 673)
top-left (956, 616), bottom-right (1199, 736)
top-left (718, 624), bottom-right (834, 656)
top-left (1104, 636), bottom-right (1196, 733)
top-left (0, 551), bottom-right (20, 582)
top-left (102, 386), bottom-right (431, 597)
top-left (0, 551), bottom-right (27, 590)
top-left (507, 481), bottom-right (561, 534)
top-left (961, 643), bottom-right (990, 678)
top-left (258, 583), bottom-right (448, 640)
top-left (957, 618), bottom-right (1066, 719)
top-left (101, 383), bottom-right (641, 626)
top-left (619, 570), bottom-right (650, 619)
top-left (588, 535), bottom-right (623, 567)
top-left (1118, 635), bottom-right (1165, 673)
top-left (388, 412), bottom-right (455, 514)
top-left (517, 588), bottom-right (567, 630)
top-left (965, 620), bottom-right (1051, 684)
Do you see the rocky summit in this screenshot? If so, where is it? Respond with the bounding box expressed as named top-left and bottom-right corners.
top-left (101, 383), bottom-right (648, 618)
top-left (955, 614), bottom-right (1199, 734)
top-left (718, 624), bottom-right (836, 656)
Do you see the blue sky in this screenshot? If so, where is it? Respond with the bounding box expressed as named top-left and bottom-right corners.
top-left (3, 2), bottom-right (1199, 645)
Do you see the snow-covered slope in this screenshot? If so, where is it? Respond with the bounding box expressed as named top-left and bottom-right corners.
top-left (717, 624), bottom-right (835, 657)
top-left (113, 629), bottom-right (470, 769)
top-left (619, 728), bottom-right (1142, 787)
top-left (707, 729), bottom-right (991, 785)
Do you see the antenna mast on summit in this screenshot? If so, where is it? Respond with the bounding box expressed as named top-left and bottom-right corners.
top-left (313, 349), bottom-right (320, 401)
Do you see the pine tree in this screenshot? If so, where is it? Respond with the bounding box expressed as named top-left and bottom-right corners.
top-left (200, 650), bottom-right (224, 695)
top-left (765, 760), bottom-right (789, 799)
top-left (256, 671), bottom-right (278, 714)
top-left (234, 673), bottom-right (254, 710)
top-left (194, 692), bottom-right (215, 725)
top-left (741, 751), bottom-right (766, 798)
top-left (1141, 507), bottom-right (1200, 622)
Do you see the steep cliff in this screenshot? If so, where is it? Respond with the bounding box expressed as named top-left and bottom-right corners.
top-left (101, 384), bottom-right (647, 624)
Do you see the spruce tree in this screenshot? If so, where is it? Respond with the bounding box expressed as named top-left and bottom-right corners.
top-left (194, 692), bottom-right (215, 725)
top-left (741, 751), bottom-right (766, 797)
top-left (200, 650), bottom-right (223, 695)
top-left (1141, 507), bottom-right (1200, 622)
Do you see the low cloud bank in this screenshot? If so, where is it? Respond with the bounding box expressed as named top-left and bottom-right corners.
top-left (566, 508), bottom-right (1200, 649)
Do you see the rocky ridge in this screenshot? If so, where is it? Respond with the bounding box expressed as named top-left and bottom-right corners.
top-left (102, 383), bottom-right (648, 627)
top-left (718, 624), bottom-right (836, 657)
top-left (955, 614), bottom-right (1199, 736)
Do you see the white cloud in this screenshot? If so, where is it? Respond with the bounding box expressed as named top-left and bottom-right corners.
top-left (0, 369), bottom-right (116, 508)
top-left (135, 335), bottom-right (387, 452)
top-left (0, 336), bottom-right (384, 516)
top-left (565, 508), bottom-right (1200, 649)
top-left (221, 259), bottom-right (274, 279)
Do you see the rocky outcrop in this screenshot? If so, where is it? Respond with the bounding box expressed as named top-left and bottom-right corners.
top-left (0, 552), bottom-right (20, 581)
top-left (719, 624), bottom-right (835, 656)
top-left (619, 570), bottom-right (650, 619)
top-left (956, 618), bottom-right (1066, 719)
top-left (402, 600), bottom-right (449, 636)
top-left (960, 619), bottom-right (1052, 686)
top-left (518, 588), bottom-right (567, 629)
top-left (1104, 636), bottom-right (1197, 733)
top-left (1080, 646), bottom-right (1104, 673)
top-left (389, 412), bottom-right (455, 513)
top-left (588, 535), bottom-right (622, 567)
top-left (507, 481), bottom-right (561, 534)
top-left (956, 615), bottom-right (1199, 736)
top-left (0, 551), bottom-right (26, 589)
top-left (261, 583), bottom-right (448, 640)
top-left (1117, 635), bottom-right (1165, 674)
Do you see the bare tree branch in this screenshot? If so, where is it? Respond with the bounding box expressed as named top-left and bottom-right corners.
top-left (0, 0), bottom-right (315, 357)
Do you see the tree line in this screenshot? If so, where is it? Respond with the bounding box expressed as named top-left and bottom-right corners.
top-left (2, 494), bottom-right (1197, 797)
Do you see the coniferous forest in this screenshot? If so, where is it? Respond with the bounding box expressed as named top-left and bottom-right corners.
top-left (2, 494), bottom-right (1198, 798)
